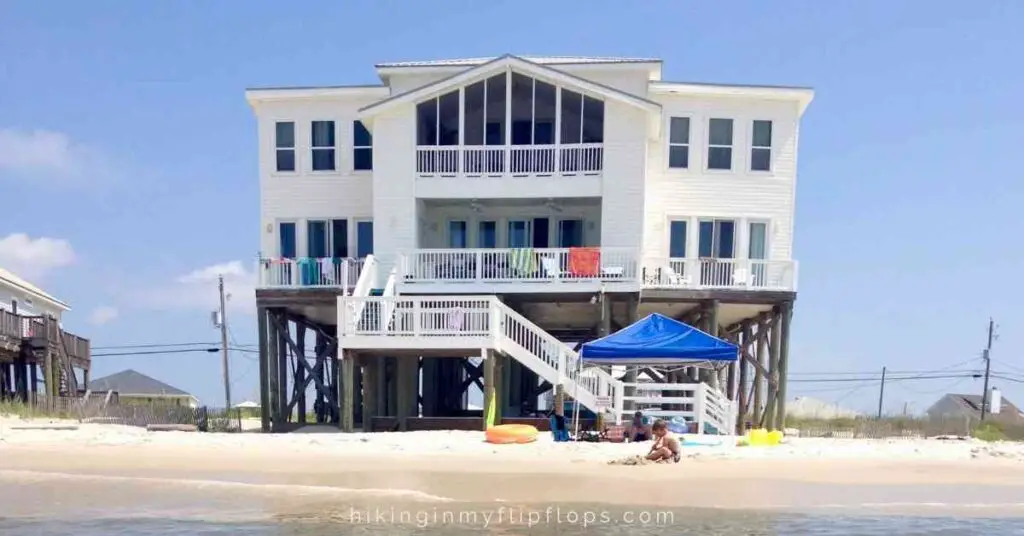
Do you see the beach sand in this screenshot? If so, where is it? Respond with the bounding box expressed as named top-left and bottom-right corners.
top-left (3, 418), bottom-right (1024, 516)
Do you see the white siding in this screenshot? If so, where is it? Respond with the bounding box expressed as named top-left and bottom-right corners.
top-left (254, 96), bottom-right (382, 256)
top-left (0, 284), bottom-right (64, 319)
top-left (370, 105), bottom-right (418, 277)
top-left (599, 100), bottom-right (648, 251)
top-left (418, 202), bottom-right (602, 248)
top-left (643, 95), bottom-right (800, 264)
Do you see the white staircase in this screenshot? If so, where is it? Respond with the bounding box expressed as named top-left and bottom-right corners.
top-left (337, 294), bottom-right (734, 433)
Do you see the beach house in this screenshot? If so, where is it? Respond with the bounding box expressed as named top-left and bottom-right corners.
top-left (0, 267), bottom-right (91, 403)
top-left (247, 55), bottom-right (813, 433)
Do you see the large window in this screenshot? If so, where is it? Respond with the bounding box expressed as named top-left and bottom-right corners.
top-left (463, 73), bottom-right (507, 146)
top-left (557, 219), bottom-right (584, 248)
top-left (275, 122), bottom-right (295, 172)
top-left (707, 118), bottom-right (733, 170)
top-left (560, 89), bottom-right (604, 144)
top-left (698, 219), bottom-right (735, 258)
top-left (417, 90), bottom-right (460, 146)
top-left (669, 220), bottom-right (688, 258)
top-left (507, 220), bottom-right (530, 248)
top-left (356, 220), bottom-right (374, 257)
top-left (311, 121), bottom-right (336, 171)
top-left (477, 221), bottom-right (497, 248)
top-left (279, 222), bottom-right (296, 258)
top-left (751, 120), bottom-right (772, 171)
top-left (307, 220), bottom-right (328, 258)
top-left (448, 221), bottom-right (468, 248)
top-left (353, 121), bottom-right (372, 171)
top-left (668, 117), bottom-right (690, 169)
top-left (331, 219), bottom-right (349, 258)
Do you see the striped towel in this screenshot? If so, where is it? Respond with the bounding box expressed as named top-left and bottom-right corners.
top-left (508, 248), bottom-right (536, 275)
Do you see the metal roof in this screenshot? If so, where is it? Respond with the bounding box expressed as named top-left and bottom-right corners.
top-left (89, 369), bottom-right (192, 397)
top-left (376, 56), bottom-right (662, 68)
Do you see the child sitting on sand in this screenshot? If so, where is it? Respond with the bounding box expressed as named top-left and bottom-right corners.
top-left (646, 420), bottom-right (681, 463)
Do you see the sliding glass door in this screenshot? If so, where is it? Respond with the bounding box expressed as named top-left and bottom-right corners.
top-left (698, 219), bottom-right (735, 285)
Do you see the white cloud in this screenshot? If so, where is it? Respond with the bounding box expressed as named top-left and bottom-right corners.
top-left (0, 128), bottom-right (111, 184)
top-left (146, 260), bottom-right (256, 314)
top-left (88, 305), bottom-right (119, 326)
top-left (0, 233), bottom-right (76, 280)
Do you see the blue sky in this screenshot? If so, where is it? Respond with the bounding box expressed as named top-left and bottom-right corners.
top-left (1, 1), bottom-right (1021, 414)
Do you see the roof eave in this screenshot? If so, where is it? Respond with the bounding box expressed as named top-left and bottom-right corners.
top-left (650, 81), bottom-right (815, 116)
top-left (359, 55), bottom-right (661, 128)
top-left (245, 85), bottom-right (390, 107)
top-left (0, 275), bottom-right (71, 311)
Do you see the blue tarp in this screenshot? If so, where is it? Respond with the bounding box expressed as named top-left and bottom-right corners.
top-left (579, 313), bottom-right (738, 364)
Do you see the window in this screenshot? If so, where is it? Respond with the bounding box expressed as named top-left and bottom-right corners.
top-left (353, 121), bottom-right (372, 171)
top-left (669, 221), bottom-right (687, 258)
top-left (275, 122), bottom-right (295, 172)
top-left (559, 89), bottom-right (604, 145)
top-left (448, 221), bottom-right (468, 248)
top-left (463, 73), bottom-right (507, 146)
top-left (557, 219), bottom-right (584, 248)
top-left (748, 222), bottom-right (767, 260)
top-left (307, 220), bottom-right (328, 258)
top-left (698, 219), bottom-right (735, 258)
top-left (477, 221), bottom-right (497, 248)
top-left (311, 121), bottom-right (336, 171)
top-left (707, 118), bottom-right (733, 170)
top-left (356, 220), bottom-right (374, 257)
top-left (751, 120), bottom-right (772, 171)
top-left (416, 90), bottom-right (460, 146)
top-left (668, 117), bottom-right (690, 169)
top-left (279, 222), bottom-right (296, 258)
top-left (507, 220), bottom-right (530, 248)
top-left (331, 219), bottom-right (349, 258)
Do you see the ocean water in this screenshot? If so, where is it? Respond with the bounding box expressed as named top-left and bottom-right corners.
top-left (2, 470), bottom-right (1023, 535)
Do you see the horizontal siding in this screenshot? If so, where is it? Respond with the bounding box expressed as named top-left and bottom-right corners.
top-left (644, 95), bottom-right (800, 263)
top-left (370, 107), bottom-right (418, 276)
top-left (600, 101), bottom-right (647, 250)
top-left (255, 96), bottom-right (384, 255)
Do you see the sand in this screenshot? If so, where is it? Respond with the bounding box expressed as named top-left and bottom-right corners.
top-left (3, 416), bottom-right (1024, 512)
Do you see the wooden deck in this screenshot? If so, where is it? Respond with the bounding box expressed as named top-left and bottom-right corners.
top-left (0, 309), bottom-right (90, 368)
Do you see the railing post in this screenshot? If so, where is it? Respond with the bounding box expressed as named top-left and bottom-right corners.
top-left (613, 381), bottom-right (624, 425)
top-left (489, 299), bottom-right (501, 343)
top-left (694, 383), bottom-right (706, 436)
top-left (412, 298), bottom-right (421, 336)
top-left (475, 250), bottom-right (482, 282)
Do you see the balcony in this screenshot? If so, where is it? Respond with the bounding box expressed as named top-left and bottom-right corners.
top-left (398, 247), bottom-right (639, 293)
top-left (643, 258), bottom-right (798, 292)
top-left (0, 309), bottom-right (91, 366)
top-left (416, 144), bottom-right (603, 179)
top-left (257, 257), bottom-right (365, 290)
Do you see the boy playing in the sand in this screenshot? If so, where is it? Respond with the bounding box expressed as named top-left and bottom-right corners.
top-left (646, 420), bottom-right (681, 463)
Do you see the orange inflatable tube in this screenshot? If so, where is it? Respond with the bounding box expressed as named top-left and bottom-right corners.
top-left (485, 424), bottom-right (539, 444)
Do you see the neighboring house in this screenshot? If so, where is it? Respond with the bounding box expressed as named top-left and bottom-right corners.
top-left (927, 390), bottom-right (1024, 426)
top-left (0, 267), bottom-right (70, 320)
top-left (88, 369), bottom-right (199, 408)
top-left (0, 267), bottom-right (91, 401)
top-left (246, 55), bottom-right (813, 432)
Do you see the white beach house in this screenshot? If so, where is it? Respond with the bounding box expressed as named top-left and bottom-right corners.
top-left (247, 55), bottom-right (812, 434)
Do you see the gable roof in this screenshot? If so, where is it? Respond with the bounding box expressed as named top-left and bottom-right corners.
top-left (929, 392), bottom-right (1024, 424)
top-left (89, 369), bottom-right (191, 397)
top-left (0, 267), bottom-right (70, 311)
top-left (376, 56), bottom-right (662, 68)
top-left (359, 54), bottom-right (662, 121)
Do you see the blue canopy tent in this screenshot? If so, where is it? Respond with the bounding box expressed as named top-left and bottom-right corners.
top-left (580, 313), bottom-right (738, 365)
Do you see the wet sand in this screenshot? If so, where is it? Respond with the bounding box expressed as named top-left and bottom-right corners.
top-left (4, 443), bottom-right (1024, 513)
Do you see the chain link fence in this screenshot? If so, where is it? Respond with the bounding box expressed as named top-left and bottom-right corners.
top-left (2, 396), bottom-right (244, 432)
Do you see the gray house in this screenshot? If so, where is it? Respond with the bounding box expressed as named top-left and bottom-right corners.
top-left (926, 390), bottom-right (1024, 425)
top-left (88, 369), bottom-right (198, 408)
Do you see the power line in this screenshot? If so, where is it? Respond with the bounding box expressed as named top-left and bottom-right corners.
top-left (93, 348), bottom-right (219, 356)
top-left (789, 373), bottom-right (980, 383)
top-left (92, 342), bottom-right (219, 350)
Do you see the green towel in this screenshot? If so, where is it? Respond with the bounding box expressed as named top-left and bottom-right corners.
top-left (508, 248), bottom-right (536, 275)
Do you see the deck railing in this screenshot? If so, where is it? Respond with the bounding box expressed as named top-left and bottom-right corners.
top-left (257, 257), bottom-right (366, 289)
top-left (399, 247), bottom-right (638, 285)
top-left (416, 143), bottom-right (603, 178)
top-left (643, 258), bottom-right (798, 292)
top-left (618, 381), bottom-right (736, 435)
top-left (0, 309), bottom-right (90, 363)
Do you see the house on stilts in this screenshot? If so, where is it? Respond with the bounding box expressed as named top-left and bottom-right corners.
top-left (247, 55), bottom-right (812, 433)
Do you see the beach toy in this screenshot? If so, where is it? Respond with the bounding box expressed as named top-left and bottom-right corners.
top-left (767, 430), bottom-right (783, 445)
top-left (746, 428), bottom-right (782, 446)
top-left (485, 390), bottom-right (497, 428)
top-left (485, 424), bottom-right (539, 444)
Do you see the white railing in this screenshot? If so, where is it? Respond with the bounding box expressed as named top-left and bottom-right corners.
top-left (336, 294), bottom-right (622, 419)
top-left (257, 257), bottom-right (366, 289)
top-left (416, 143), bottom-right (603, 177)
top-left (619, 382), bottom-right (733, 435)
top-left (400, 247), bottom-right (638, 285)
top-left (643, 258), bottom-right (798, 291)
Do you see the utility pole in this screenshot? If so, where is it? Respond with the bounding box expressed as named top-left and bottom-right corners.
top-left (218, 275), bottom-right (232, 410)
top-left (980, 318), bottom-right (995, 421)
top-left (877, 366), bottom-right (886, 419)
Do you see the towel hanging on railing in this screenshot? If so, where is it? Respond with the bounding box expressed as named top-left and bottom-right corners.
top-left (568, 247), bottom-right (600, 277)
top-left (508, 248), bottom-right (536, 276)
